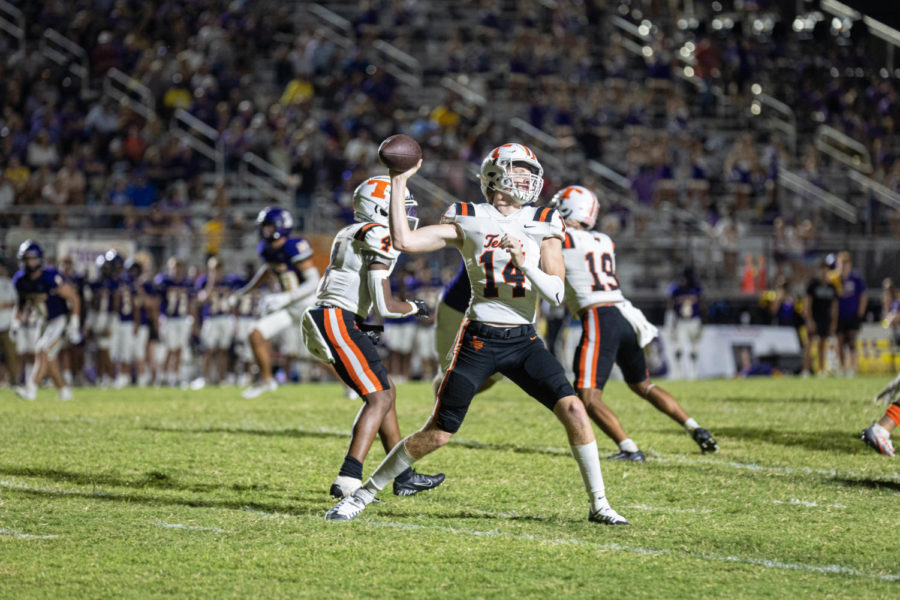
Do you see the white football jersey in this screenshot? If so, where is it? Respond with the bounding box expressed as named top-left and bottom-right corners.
top-left (561, 229), bottom-right (625, 315)
top-left (316, 221), bottom-right (400, 318)
top-left (441, 202), bottom-right (565, 325)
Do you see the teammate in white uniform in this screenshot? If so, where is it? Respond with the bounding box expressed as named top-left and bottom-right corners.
top-left (230, 207), bottom-right (319, 399)
top-left (327, 144), bottom-right (628, 525)
top-left (302, 175), bottom-right (444, 498)
top-left (553, 185), bottom-right (718, 459)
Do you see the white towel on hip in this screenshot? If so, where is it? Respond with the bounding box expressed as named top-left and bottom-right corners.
top-left (615, 300), bottom-right (659, 348)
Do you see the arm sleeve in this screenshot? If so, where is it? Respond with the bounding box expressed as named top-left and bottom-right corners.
top-left (520, 262), bottom-right (564, 306)
top-left (367, 269), bottom-right (416, 318)
top-left (286, 266), bottom-right (320, 302)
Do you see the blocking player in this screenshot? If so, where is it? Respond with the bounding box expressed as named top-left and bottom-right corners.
top-left (12, 240), bottom-right (81, 400)
top-left (229, 207), bottom-right (319, 399)
top-left (301, 175), bottom-right (444, 499)
top-left (327, 144), bottom-right (628, 525)
top-left (552, 185), bottom-right (718, 461)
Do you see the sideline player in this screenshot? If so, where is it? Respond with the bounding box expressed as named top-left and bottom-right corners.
top-left (301, 175), bottom-right (444, 498)
top-left (12, 240), bottom-right (81, 400)
top-left (155, 258), bottom-right (194, 387)
top-left (803, 259), bottom-right (838, 376)
top-left (327, 144), bottom-right (628, 525)
top-left (191, 257), bottom-right (236, 389)
top-left (668, 267), bottom-right (703, 380)
top-left (229, 207), bottom-right (319, 399)
top-left (553, 185), bottom-right (718, 461)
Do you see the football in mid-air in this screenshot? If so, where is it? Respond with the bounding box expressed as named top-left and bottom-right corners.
top-left (378, 134), bottom-right (422, 172)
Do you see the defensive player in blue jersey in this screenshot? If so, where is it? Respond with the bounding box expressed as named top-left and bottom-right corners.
top-left (12, 240), bottom-right (81, 400)
top-left (229, 207), bottom-right (320, 399)
top-left (191, 257), bottom-right (238, 389)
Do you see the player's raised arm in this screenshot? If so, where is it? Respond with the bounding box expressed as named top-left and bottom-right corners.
top-left (388, 160), bottom-right (460, 253)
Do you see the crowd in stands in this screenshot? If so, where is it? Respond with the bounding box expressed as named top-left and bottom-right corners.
top-left (1, 1), bottom-right (898, 293)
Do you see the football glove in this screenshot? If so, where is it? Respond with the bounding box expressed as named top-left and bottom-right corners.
top-left (262, 292), bottom-right (292, 314)
top-left (67, 315), bottom-right (82, 345)
top-left (409, 299), bottom-right (431, 319)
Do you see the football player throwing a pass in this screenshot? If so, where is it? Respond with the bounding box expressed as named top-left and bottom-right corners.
top-left (553, 186), bottom-right (718, 461)
top-left (301, 175), bottom-right (444, 498)
top-left (326, 144), bottom-right (628, 525)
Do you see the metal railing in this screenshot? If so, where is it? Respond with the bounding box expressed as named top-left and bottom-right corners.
top-left (814, 125), bottom-right (873, 174)
top-left (173, 109), bottom-right (224, 175)
top-left (0, 0), bottom-right (24, 50)
top-left (40, 29), bottom-right (90, 99)
top-left (821, 0), bottom-right (900, 71)
top-left (508, 117), bottom-right (568, 172)
top-left (239, 152), bottom-right (293, 206)
top-left (372, 39), bottom-right (421, 88)
top-left (848, 170), bottom-right (900, 213)
top-left (440, 75), bottom-right (486, 106)
top-left (778, 169), bottom-right (858, 223)
top-left (611, 15), bottom-right (703, 90)
top-left (751, 89), bottom-right (797, 154)
top-left (104, 68), bottom-right (156, 120)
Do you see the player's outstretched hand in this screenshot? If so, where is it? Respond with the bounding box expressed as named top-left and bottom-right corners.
top-left (409, 299), bottom-right (431, 319)
top-left (389, 158), bottom-right (423, 180)
top-left (500, 234), bottom-right (526, 268)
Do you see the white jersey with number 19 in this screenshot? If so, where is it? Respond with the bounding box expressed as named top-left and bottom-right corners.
top-left (441, 202), bottom-right (565, 325)
top-left (561, 229), bottom-right (625, 315)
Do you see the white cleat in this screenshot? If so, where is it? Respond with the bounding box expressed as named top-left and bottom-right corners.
top-left (113, 374), bottom-right (130, 389)
top-left (588, 505), bottom-right (630, 525)
top-left (58, 387), bottom-right (73, 401)
top-left (325, 490), bottom-right (373, 522)
top-left (241, 379), bottom-right (278, 399)
top-left (330, 475), bottom-right (362, 499)
top-left (15, 385), bottom-right (37, 401)
top-left (190, 377), bottom-right (206, 391)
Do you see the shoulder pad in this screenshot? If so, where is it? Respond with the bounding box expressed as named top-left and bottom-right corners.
top-left (356, 223), bottom-right (397, 260)
top-left (287, 237), bottom-right (313, 262)
top-left (441, 202), bottom-right (475, 224)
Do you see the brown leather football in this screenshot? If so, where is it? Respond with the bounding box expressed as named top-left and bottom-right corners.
top-left (378, 134), bottom-right (422, 171)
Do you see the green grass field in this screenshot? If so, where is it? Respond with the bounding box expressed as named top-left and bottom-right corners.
top-left (1, 376), bottom-right (898, 598)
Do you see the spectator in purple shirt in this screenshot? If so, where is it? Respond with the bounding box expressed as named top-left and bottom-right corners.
top-left (835, 251), bottom-right (867, 376)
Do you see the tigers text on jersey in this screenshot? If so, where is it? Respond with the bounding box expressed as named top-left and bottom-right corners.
top-left (315, 221), bottom-right (400, 319)
top-left (441, 202), bottom-right (565, 325)
top-left (258, 236), bottom-right (315, 297)
top-left (561, 229), bottom-right (624, 314)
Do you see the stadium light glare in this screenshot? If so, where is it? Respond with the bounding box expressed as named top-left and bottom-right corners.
top-left (751, 102), bottom-right (761, 115)
top-left (751, 83), bottom-right (762, 95)
top-left (683, 66), bottom-right (695, 78)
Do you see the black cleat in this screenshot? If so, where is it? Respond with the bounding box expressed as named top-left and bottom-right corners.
top-left (392, 470), bottom-right (446, 496)
top-left (692, 427), bottom-right (718, 454)
top-left (607, 449), bottom-right (646, 462)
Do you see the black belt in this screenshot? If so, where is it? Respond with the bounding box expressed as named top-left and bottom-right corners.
top-left (466, 321), bottom-right (535, 339)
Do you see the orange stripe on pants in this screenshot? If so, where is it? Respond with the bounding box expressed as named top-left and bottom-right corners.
top-left (335, 310), bottom-right (383, 394)
top-left (322, 309), bottom-right (372, 394)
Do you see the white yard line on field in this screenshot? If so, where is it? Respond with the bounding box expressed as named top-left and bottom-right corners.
top-left (768, 499), bottom-right (847, 509)
top-left (364, 520), bottom-right (899, 582)
top-left (0, 528), bottom-right (59, 539)
top-left (153, 521), bottom-right (225, 533)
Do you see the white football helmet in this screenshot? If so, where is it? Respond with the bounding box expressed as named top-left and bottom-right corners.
top-left (352, 176), bottom-right (418, 229)
top-left (479, 143), bottom-right (544, 204)
top-left (551, 185), bottom-right (600, 228)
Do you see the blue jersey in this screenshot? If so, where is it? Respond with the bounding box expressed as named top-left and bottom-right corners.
top-left (669, 283), bottom-right (702, 319)
top-left (231, 277), bottom-right (260, 318)
top-left (258, 236), bottom-right (314, 294)
top-left (89, 278), bottom-right (119, 315)
top-left (138, 281), bottom-right (156, 326)
top-left (195, 273), bottom-right (238, 318)
top-left (13, 267), bottom-right (69, 320)
top-left (441, 260), bottom-right (471, 313)
top-left (155, 274), bottom-right (193, 318)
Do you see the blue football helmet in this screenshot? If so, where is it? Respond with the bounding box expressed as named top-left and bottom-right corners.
top-left (257, 206), bottom-right (294, 240)
top-left (17, 240), bottom-right (44, 272)
top-left (104, 249), bottom-right (124, 270)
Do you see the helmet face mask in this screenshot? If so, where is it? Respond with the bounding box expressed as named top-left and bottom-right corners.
top-left (551, 185), bottom-right (600, 228)
top-left (257, 207), bottom-right (294, 241)
top-left (479, 144), bottom-right (544, 205)
top-left (353, 176), bottom-right (417, 228)
top-left (17, 240), bottom-right (43, 273)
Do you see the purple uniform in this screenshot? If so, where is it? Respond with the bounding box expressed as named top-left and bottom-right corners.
top-left (669, 283), bottom-right (702, 319)
top-left (258, 236), bottom-right (314, 294)
top-left (837, 272), bottom-right (866, 320)
top-left (441, 261), bottom-right (471, 313)
top-left (155, 274), bottom-right (193, 318)
top-left (195, 273), bottom-right (236, 319)
top-left (13, 267), bottom-right (69, 320)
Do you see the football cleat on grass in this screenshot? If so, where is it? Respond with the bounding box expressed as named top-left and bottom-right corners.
top-left (392, 471), bottom-right (446, 496)
top-left (57, 387), bottom-right (73, 401)
top-left (692, 427), bottom-right (719, 453)
top-left (607, 449), bottom-right (646, 462)
top-left (241, 379), bottom-right (277, 399)
top-left (588, 506), bottom-right (630, 525)
top-left (330, 475), bottom-right (362, 499)
top-left (325, 491), bottom-right (371, 522)
top-left (14, 384), bottom-right (36, 401)
top-left (860, 426), bottom-right (895, 457)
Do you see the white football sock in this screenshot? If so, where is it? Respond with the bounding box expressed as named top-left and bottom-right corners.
top-left (361, 439), bottom-right (416, 496)
top-left (570, 441), bottom-right (609, 512)
top-left (683, 418), bottom-right (699, 433)
top-left (619, 438), bottom-right (639, 453)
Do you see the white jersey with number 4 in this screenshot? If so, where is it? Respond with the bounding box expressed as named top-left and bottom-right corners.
top-left (441, 202), bottom-right (565, 325)
top-left (561, 229), bottom-right (624, 315)
top-left (315, 221), bottom-right (400, 319)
